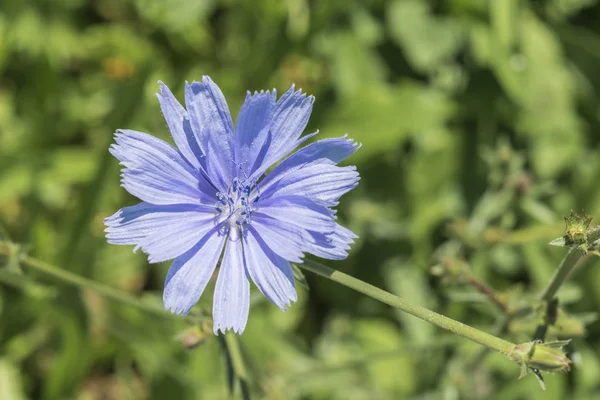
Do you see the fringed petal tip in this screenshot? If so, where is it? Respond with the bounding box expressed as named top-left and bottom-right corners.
top-left (279, 290), bottom-right (298, 311)
top-left (284, 83), bottom-right (315, 101)
top-left (340, 133), bottom-right (362, 148)
top-left (165, 304), bottom-right (192, 316)
top-left (247, 88), bottom-right (277, 97)
top-left (212, 324), bottom-right (246, 336)
top-left (156, 81), bottom-right (167, 96)
top-left (156, 80), bottom-right (173, 92)
top-left (184, 75), bottom-right (222, 91)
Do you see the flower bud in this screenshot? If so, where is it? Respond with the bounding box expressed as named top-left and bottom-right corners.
top-left (509, 340), bottom-right (571, 384)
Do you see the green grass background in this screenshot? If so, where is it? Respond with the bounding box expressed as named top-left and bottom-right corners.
top-left (1, 0), bottom-right (600, 399)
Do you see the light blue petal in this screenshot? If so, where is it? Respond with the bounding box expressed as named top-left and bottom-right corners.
top-left (234, 90), bottom-right (276, 177)
top-left (212, 230), bottom-right (250, 334)
top-left (156, 81), bottom-right (206, 172)
top-left (259, 163), bottom-right (359, 206)
top-left (110, 130), bottom-right (216, 205)
top-left (248, 85), bottom-right (314, 180)
top-left (303, 223), bottom-right (358, 260)
top-left (250, 214), bottom-right (308, 263)
top-left (104, 202), bottom-right (217, 263)
top-left (252, 213), bottom-right (356, 261)
top-left (258, 136), bottom-right (360, 190)
top-left (267, 85), bottom-right (313, 156)
top-left (185, 77), bottom-right (235, 191)
top-left (244, 227), bottom-right (297, 310)
top-left (254, 195), bottom-right (336, 232)
top-left (164, 227), bottom-right (226, 315)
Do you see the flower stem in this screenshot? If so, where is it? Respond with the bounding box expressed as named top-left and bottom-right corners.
top-left (225, 333), bottom-right (249, 381)
top-left (223, 334), bottom-right (251, 399)
top-left (299, 259), bottom-right (515, 355)
top-left (0, 241), bottom-right (201, 323)
top-left (539, 247), bottom-right (584, 302)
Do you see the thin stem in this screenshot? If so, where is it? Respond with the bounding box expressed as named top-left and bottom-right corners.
top-left (464, 274), bottom-right (508, 313)
top-left (539, 247), bottom-right (584, 302)
top-left (225, 333), bottom-right (251, 400)
top-left (225, 333), bottom-right (249, 381)
top-left (437, 257), bottom-right (507, 312)
top-left (299, 259), bottom-right (515, 355)
top-left (0, 242), bottom-right (201, 323)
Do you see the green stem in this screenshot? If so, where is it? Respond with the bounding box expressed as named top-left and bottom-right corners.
top-left (224, 333), bottom-right (251, 399)
top-left (225, 333), bottom-right (249, 381)
top-left (464, 273), bottom-right (508, 313)
top-left (0, 242), bottom-right (201, 323)
top-left (299, 259), bottom-right (515, 355)
top-left (539, 247), bottom-right (584, 302)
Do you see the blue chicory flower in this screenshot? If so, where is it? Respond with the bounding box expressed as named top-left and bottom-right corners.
top-left (105, 77), bottom-right (360, 334)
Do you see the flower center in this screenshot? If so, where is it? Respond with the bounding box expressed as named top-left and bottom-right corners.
top-left (215, 178), bottom-right (255, 228)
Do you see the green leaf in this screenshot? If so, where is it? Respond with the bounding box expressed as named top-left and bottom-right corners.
top-left (549, 236), bottom-right (567, 247)
top-left (320, 81), bottom-right (455, 161)
top-left (387, 0), bottom-right (463, 72)
top-left (316, 32), bottom-right (387, 97)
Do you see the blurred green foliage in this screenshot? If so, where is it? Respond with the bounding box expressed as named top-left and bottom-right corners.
top-left (1, 0), bottom-right (600, 398)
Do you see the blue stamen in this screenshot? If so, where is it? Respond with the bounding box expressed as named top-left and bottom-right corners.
top-left (214, 179), bottom-right (257, 228)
